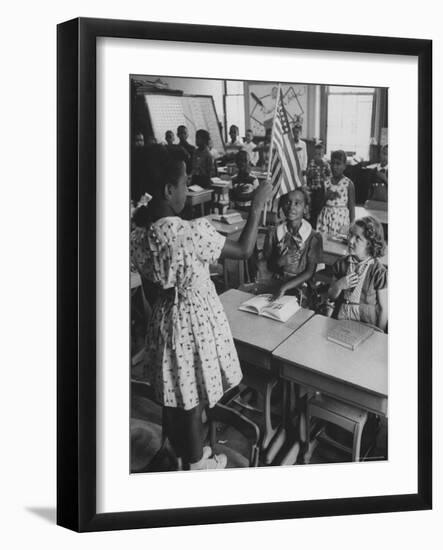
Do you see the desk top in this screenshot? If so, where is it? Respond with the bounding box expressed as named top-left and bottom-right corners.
top-left (186, 189), bottom-right (213, 203)
top-left (220, 289), bottom-right (315, 354)
top-left (274, 314), bottom-right (387, 397)
top-left (321, 232), bottom-right (388, 267)
top-left (356, 205), bottom-right (388, 225)
top-left (206, 214), bottom-right (247, 236)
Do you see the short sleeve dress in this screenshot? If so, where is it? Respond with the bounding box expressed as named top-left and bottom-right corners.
top-left (332, 255), bottom-right (388, 327)
top-left (131, 216), bottom-right (242, 410)
top-left (316, 176), bottom-right (353, 234)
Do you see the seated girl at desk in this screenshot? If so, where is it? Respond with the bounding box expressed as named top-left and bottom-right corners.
top-left (263, 188), bottom-right (323, 306)
top-left (366, 144), bottom-right (388, 202)
top-left (191, 129), bottom-right (216, 188)
top-left (317, 150), bottom-right (355, 235)
top-left (131, 145), bottom-right (271, 470)
top-left (327, 216), bottom-right (387, 331)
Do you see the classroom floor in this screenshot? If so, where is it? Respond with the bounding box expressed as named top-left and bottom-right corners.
top-left (130, 383), bottom-right (387, 473)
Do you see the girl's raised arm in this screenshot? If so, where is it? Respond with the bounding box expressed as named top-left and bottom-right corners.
top-left (221, 181), bottom-right (272, 260)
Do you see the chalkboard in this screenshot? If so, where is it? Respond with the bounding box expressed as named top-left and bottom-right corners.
top-left (143, 94), bottom-right (225, 153)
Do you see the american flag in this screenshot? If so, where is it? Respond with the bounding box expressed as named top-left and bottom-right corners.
top-left (268, 89), bottom-right (303, 211)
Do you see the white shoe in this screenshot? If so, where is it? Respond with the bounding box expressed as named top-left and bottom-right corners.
top-left (189, 452), bottom-right (227, 470)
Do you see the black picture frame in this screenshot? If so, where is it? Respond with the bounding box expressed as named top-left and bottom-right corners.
top-left (57, 17), bottom-right (432, 532)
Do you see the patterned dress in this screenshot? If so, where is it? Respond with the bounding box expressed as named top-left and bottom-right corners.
top-left (316, 176), bottom-right (353, 234)
top-left (131, 217), bottom-right (242, 410)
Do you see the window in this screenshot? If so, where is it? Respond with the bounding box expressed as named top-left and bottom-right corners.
top-left (325, 86), bottom-right (375, 160)
top-left (224, 80), bottom-right (245, 140)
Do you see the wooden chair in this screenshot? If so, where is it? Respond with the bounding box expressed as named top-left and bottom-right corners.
top-left (306, 393), bottom-right (368, 462)
top-left (208, 403), bottom-right (261, 467)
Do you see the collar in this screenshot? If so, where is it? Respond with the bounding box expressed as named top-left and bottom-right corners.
top-left (277, 218), bottom-right (312, 243)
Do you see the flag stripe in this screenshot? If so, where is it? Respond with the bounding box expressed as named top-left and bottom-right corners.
top-left (268, 89), bottom-right (303, 213)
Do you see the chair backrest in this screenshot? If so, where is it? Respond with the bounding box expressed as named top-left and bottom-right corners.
top-left (209, 403), bottom-right (261, 467)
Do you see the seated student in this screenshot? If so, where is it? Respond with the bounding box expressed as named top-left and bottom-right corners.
top-left (228, 124), bottom-right (243, 147)
top-left (305, 141), bottom-right (330, 228)
top-left (263, 188), bottom-right (323, 306)
top-left (327, 216), bottom-right (387, 331)
top-left (164, 130), bottom-right (175, 146)
top-left (366, 144), bottom-right (388, 202)
top-left (191, 129), bottom-right (217, 188)
top-left (241, 129), bottom-right (259, 166)
top-left (177, 125), bottom-right (195, 175)
top-left (231, 150), bottom-right (259, 211)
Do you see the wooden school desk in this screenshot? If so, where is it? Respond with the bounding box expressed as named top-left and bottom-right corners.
top-left (207, 214), bottom-right (248, 288)
top-left (220, 289), bottom-right (314, 458)
top-left (273, 314), bottom-right (388, 463)
top-left (356, 205), bottom-right (388, 226)
top-left (185, 189), bottom-right (213, 218)
top-left (321, 232), bottom-right (388, 268)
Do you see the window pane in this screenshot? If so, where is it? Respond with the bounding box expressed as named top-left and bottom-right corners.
top-left (329, 86), bottom-right (375, 94)
top-left (225, 95), bottom-right (245, 138)
top-left (326, 94), bottom-right (373, 160)
top-left (226, 80), bottom-right (244, 95)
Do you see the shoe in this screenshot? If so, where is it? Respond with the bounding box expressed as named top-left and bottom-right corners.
top-left (189, 452), bottom-right (227, 470)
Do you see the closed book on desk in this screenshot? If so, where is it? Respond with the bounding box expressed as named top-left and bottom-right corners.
top-left (212, 212), bottom-right (244, 225)
top-left (239, 294), bottom-right (300, 323)
top-left (188, 184), bottom-right (207, 193)
top-left (327, 320), bottom-right (374, 351)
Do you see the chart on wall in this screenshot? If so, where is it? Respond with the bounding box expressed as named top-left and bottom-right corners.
top-left (246, 83), bottom-right (307, 137)
top-left (143, 94), bottom-right (224, 152)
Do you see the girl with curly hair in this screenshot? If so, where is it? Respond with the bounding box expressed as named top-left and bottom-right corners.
top-left (327, 216), bottom-right (387, 331)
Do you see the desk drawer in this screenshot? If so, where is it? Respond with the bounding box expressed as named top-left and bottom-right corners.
top-left (280, 362), bottom-right (387, 417)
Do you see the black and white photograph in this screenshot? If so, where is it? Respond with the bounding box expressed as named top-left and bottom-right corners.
top-left (129, 75), bottom-right (389, 473)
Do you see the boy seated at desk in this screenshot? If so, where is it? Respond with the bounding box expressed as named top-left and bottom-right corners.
top-left (230, 150), bottom-right (259, 211)
top-left (263, 188), bottom-right (323, 308)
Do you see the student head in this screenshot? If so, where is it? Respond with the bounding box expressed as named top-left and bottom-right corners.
top-left (134, 131), bottom-right (144, 148)
top-left (380, 144), bottom-right (388, 166)
top-left (235, 150), bottom-right (250, 174)
top-left (313, 142), bottom-right (324, 162)
top-left (177, 125), bottom-right (188, 143)
top-left (144, 145), bottom-right (188, 216)
top-left (330, 150), bottom-right (347, 178)
top-left (229, 125), bottom-right (239, 143)
top-left (165, 130), bottom-right (175, 146)
top-left (245, 129), bottom-right (254, 143)
top-left (195, 129), bottom-right (210, 149)
top-left (278, 188), bottom-right (309, 224)
top-left (292, 122), bottom-right (302, 141)
top-left (348, 216), bottom-right (386, 260)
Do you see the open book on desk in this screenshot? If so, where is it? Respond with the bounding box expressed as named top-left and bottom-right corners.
top-left (238, 294), bottom-right (300, 323)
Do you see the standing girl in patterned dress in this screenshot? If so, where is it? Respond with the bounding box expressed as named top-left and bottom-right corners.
top-left (316, 150), bottom-right (355, 235)
top-left (327, 216), bottom-right (387, 331)
top-left (131, 145), bottom-right (271, 470)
